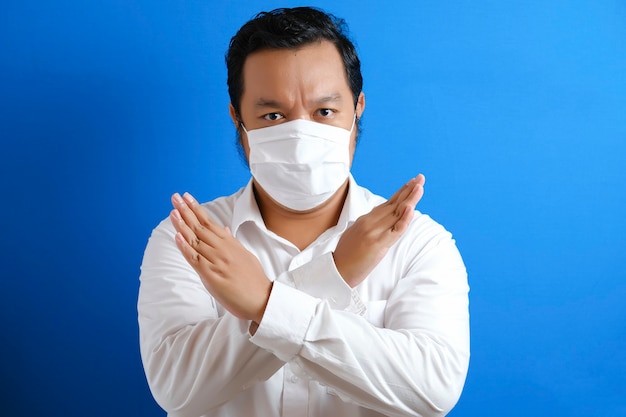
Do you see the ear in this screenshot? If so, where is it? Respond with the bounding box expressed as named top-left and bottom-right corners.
top-left (355, 91), bottom-right (365, 119)
top-left (228, 103), bottom-right (240, 128)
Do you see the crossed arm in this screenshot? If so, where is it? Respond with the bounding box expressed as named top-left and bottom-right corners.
top-left (168, 174), bottom-right (426, 325)
top-left (139, 174), bottom-right (469, 416)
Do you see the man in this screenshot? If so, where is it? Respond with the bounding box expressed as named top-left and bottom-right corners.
top-left (138, 7), bottom-right (469, 417)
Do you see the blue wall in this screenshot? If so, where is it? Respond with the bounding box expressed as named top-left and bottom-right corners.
top-left (1, 1), bottom-right (624, 415)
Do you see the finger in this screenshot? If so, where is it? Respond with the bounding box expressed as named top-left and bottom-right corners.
top-left (170, 196), bottom-right (224, 262)
top-left (172, 193), bottom-right (224, 247)
top-left (170, 209), bottom-right (217, 258)
top-left (171, 193), bottom-right (198, 225)
top-left (170, 208), bottom-right (199, 242)
top-left (387, 177), bottom-right (418, 205)
top-left (394, 174), bottom-right (425, 208)
top-left (171, 194), bottom-right (210, 244)
top-left (174, 231), bottom-right (214, 275)
top-left (390, 181), bottom-right (424, 234)
top-left (390, 204), bottom-right (416, 235)
top-left (371, 175), bottom-right (425, 225)
top-left (182, 192), bottom-right (228, 238)
top-left (387, 173), bottom-right (425, 206)
top-left (404, 177), bottom-right (425, 207)
top-left (364, 179), bottom-right (419, 227)
top-left (390, 184), bottom-right (422, 222)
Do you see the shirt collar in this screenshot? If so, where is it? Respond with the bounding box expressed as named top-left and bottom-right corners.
top-left (335, 174), bottom-right (374, 232)
top-left (230, 178), bottom-right (265, 236)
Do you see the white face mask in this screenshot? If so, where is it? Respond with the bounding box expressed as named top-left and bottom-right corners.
top-left (243, 118), bottom-right (355, 211)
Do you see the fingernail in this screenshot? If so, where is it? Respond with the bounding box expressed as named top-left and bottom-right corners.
top-left (171, 209), bottom-right (182, 222)
top-left (173, 193), bottom-right (184, 204)
top-left (183, 192), bottom-right (195, 204)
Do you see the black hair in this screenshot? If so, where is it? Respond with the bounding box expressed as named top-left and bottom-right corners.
top-left (226, 7), bottom-right (363, 120)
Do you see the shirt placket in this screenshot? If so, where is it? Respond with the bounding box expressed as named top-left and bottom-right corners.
top-left (282, 363), bottom-right (309, 417)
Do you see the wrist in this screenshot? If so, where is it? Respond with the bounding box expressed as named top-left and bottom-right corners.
top-left (332, 251), bottom-right (358, 288)
top-left (253, 280), bottom-right (273, 323)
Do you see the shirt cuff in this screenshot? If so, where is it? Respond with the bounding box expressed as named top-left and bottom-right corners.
top-left (289, 252), bottom-right (353, 310)
top-left (250, 280), bottom-right (318, 362)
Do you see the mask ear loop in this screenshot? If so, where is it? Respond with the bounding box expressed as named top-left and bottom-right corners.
top-left (239, 119), bottom-right (249, 134)
top-left (349, 113), bottom-right (357, 133)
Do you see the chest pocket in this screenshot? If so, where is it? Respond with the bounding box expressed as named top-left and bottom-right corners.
top-left (365, 300), bottom-right (387, 327)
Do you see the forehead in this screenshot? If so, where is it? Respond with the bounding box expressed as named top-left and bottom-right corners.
top-left (241, 40), bottom-right (351, 103)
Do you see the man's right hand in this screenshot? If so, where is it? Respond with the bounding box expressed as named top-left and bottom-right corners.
top-left (333, 174), bottom-right (426, 288)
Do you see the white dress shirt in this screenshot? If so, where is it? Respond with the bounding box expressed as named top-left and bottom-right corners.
top-left (138, 175), bottom-right (470, 417)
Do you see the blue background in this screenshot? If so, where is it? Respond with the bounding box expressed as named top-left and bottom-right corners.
top-left (1, 1), bottom-right (624, 416)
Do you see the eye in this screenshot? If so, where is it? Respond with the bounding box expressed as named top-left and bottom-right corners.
top-left (317, 108), bottom-right (335, 117)
top-left (263, 112), bottom-right (284, 121)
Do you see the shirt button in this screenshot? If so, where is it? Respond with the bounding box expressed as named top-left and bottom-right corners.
top-left (290, 375), bottom-right (299, 383)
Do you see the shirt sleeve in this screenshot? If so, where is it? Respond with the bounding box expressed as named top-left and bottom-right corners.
top-left (250, 219), bottom-right (470, 417)
top-left (137, 219), bottom-right (284, 417)
top-left (288, 251), bottom-right (366, 315)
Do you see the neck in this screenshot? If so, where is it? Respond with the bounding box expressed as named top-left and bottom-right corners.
top-left (253, 180), bottom-right (349, 251)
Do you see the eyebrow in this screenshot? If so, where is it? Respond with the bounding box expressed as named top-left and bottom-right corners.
top-left (254, 94), bottom-right (344, 108)
top-left (314, 94), bottom-right (343, 105)
top-left (255, 98), bottom-right (283, 108)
